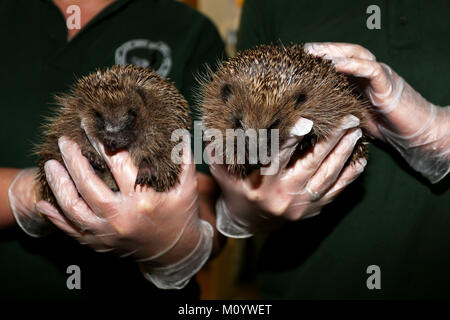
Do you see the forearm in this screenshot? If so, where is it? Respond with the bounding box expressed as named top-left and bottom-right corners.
top-left (378, 78), bottom-right (449, 151)
top-left (0, 168), bottom-right (21, 229)
top-left (378, 93), bottom-right (450, 182)
top-left (420, 105), bottom-right (450, 159)
top-left (434, 106), bottom-right (450, 156)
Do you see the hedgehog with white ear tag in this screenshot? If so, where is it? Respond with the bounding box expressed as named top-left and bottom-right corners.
top-left (198, 44), bottom-right (371, 177)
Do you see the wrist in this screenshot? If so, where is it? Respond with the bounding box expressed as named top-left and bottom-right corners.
top-left (379, 104), bottom-right (450, 183)
top-left (8, 168), bottom-right (54, 237)
top-left (138, 219), bottom-right (214, 289)
top-left (216, 196), bottom-right (254, 239)
top-left (377, 81), bottom-right (435, 138)
top-left (145, 214), bottom-right (205, 266)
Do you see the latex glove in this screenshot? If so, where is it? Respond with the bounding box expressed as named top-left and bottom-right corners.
top-left (304, 42), bottom-right (450, 183)
top-left (35, 135), bottom-right (213, 290)
top-left (8, 168), bottom-right (55, 237)
top-left (211, 115), bottom-right (366, 238)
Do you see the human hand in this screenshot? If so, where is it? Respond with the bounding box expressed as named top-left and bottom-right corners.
top-left (35, 135), bottom-right (213, 289)
top-left (211, 115), bottom-right (366, 238)
top-left (7, 167), bottom-right (55, 237)
top-left (304, 42), bottom-right (450, 183)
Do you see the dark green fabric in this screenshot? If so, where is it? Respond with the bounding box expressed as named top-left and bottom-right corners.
top-left (0, 0), bottom-right (224, 300)
top-left (237, 0), bottom-right (450, 299)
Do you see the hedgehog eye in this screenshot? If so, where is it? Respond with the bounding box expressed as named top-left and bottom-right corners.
top-left (94, 110), bottom-right (104, 129)
top-left (234, 117), bottom-right (243, 129)
top-left (126, 109), bottom-right (137, 125)
top-left (221, 84), bottom-right (233, 103)
top-left (94, 110), bottom-right (103, 120)
top-left (294, 93), bottom-right (307, 109)
top-left (268, 119), bottom-right (280, 130)
top-left (128, 109), bottom-right (137, 120)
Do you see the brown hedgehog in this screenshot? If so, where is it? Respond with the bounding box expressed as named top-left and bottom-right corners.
top-left (198, 44), bottom-right (371, 177)
top-left (35, 65), bottom-right (190, 208)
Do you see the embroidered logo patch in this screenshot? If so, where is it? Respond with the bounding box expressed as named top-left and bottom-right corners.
top-left (115, 39), bottom-right (172, 77)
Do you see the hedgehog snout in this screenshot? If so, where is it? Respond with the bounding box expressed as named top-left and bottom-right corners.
top-left (98, 115), bottom-right (136, 152)
top-left (230, 130), bottom-right (275, 168)
top-left (100, 129), bottom-right (135, 152)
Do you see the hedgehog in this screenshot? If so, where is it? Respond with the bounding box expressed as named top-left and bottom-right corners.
top-left (35, 65), bottom-right (190, 209)
top-left (198, 44), bottom-right (371, 177)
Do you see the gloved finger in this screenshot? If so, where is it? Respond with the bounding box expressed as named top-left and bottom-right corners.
top-left (67, 231), bottom-right (116, 253)
top-left (83, 236), bottom-right (115, 253)
top-left (332, 58), bottom-right (395, 97)
top-left (284, 188), bottom-right (327, 220)
top-left (279, 117), bottom-right (313, 167)
top-left (82, 123), bottom-right (139, 195)
top-left (284, 200), bottom-right (323, 221)
top-left (301, 210), bottom-right (322, 220)
top-left (322, 157), bottom-right (367, 199)
top-left (284, 115), bottom-right (360, 184)
top-left (287, 176), bottom-right (351, 221)
top-left (259, 117), bottom-right (313, 182)
top-left (304, 42), bottom-right (376, 61)
top-left (210, 162), bottom-right (245, 192)
top-left (334, 59), bottom-right (404, 113)
top-left (43, 160), bottom-right (106, 232)
top-left (35, 200), bottom-right (82, 238)
top-left (259, 142), bottom-right (297, 184)
top-left (173, 141), bottom-right (196, 191)
top-left (57, 136), bottom-right (116, 210)
top-left (168, 142), bottom-right (199, 213)
top-left (305, 128), bottom-right (362, 198)
top-left (365, 114), bottom-right (384, 140)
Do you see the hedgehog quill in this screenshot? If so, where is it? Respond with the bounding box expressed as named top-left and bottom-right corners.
top-left (35, 65), bottom-right (190, 209)
top-left (198, 44), bottom-right (371, 177)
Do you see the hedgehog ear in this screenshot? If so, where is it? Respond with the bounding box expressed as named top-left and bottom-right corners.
top-left (220, 84), bottom-right (233, 103)
top-left (294, 92), bottom-right (307, 109)
top-left (135, 87), bottom-right (147, 105)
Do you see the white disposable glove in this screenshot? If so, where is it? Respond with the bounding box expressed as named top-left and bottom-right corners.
top-left (34, 135), bottom-right (213, 290)
top-left (8, 167), bottom-right (55, 237)
top-left (211, 115), bottom-right (367, 238)
top-left (304, 42), bottom-right (450, 184)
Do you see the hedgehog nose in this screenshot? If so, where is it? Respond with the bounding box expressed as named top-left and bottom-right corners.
top-left (103, 133), bottom-right (131, 152)
top-left (102, 124), bottom-right (134, 152)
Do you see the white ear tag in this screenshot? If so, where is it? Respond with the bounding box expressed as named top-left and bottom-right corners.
top-left (290, 117), bottom-right (313, 137)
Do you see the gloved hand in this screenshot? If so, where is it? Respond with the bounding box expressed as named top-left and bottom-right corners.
top-left (211, 115), bottom-right (366, 238)
top-left (8, 167), bottom-right (55, 237)
top-left (34, 135), bottom-right (213, 290)
top-left (304, 42), bottom-right (450, 183)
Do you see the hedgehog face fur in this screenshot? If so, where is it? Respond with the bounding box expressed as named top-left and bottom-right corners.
top-left (36, 65), bottom-right (190, 209)
top-left (84, 90), bottom-right (140, 153)
top-left (199, 44), bottom-right (370, 177)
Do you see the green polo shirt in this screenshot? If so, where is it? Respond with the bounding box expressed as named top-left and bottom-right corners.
top-left (0, 0), bottom-right (224, 300)
top-left (237, 0), bottom-right (450, 299)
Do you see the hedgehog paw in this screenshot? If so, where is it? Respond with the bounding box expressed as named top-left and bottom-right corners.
top-left (135, 160), bottom-right (158, 189)
top-left (82, 150), bottom-right (106, 170)
top-left (135, 160), bottom-right (178, 193)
